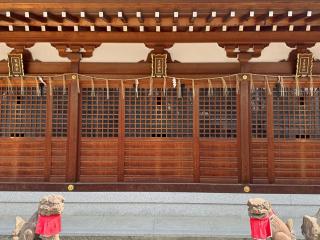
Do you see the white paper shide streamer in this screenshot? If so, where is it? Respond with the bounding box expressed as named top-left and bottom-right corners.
top-left (106, 79), bottom-right (110, 100)
top-left (0, 72), bottom-right (318, 100)
top-left (135, 79), bottom-right (139, 98)
top-left (208, 79), bottom-right (213, 96)
top-left (163, 77), bottom-right (167, 96)
top-left (90, 77), bottom-right (95, 97)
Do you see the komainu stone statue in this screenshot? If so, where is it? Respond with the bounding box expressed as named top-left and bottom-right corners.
top-left (301, 209), bottom-right (320, 240)
top-left (12, 194), bottom-right (64, 240)
top-left (247, 198), bottom-right (295, 240)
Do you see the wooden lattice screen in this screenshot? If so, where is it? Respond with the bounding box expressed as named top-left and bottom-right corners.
top-left (125, 88), bottom-right (193, 137)
top-left (199, 88), bottom-right (237, 138)
top-left (273, 88), bottom-right (320, 139)
top-left (52, 87), bottom-right (68, 137)
top-left (251, 88), bottom-right (267, 138)
top-left (81, 88), bottom-right (119, 137)
top-left (0, 87), bottom-right (46, 137)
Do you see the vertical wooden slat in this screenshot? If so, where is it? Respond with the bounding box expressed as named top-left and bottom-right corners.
top-left (193, 86), bottom-right (200, 182)
top-left (77, 88), bottom-right (83, 181)
top-left (45, 86), bottom-right (52, 181)
top-left (118, 81), bottom-right (125, 181)
top-left (267, 90), bottom-right (275, 183)
top-left (66, 74), bottom-right (80, 182)
top-left (240, 76), bottom-right (251, 183)
top-left (236, 87), bottom-right (241, 183)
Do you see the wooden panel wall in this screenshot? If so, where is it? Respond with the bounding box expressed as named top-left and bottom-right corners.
top-left (200, 140), bottom-right (239, 183)
top-left (124, 139), bottom-right (194, 182)
top-left (79, 138), bottom-right (118, 182)
top-left (251, 140), bottom-right (268, 184)
top-left (274, 141), bottom-right (320, 184)
top-left (50, 138), bottom-right (67, 182)
top-left (0, 138), bottom-right (46, 181)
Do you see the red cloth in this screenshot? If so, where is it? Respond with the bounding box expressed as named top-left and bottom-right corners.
top-left (250, 216), bottom-right (272, 239)
top-left (35, 214), bottom-right (61, 236)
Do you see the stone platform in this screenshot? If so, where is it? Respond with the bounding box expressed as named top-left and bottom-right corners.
top-left (0, 192), bottom-right (318, 238)
top-left (1, 237), bottom-right (250, 240)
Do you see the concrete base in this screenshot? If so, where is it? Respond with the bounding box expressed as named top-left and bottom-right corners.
top-left (0, 192), bottom-right (319, 238)
top-left (1, 237), bottom-right (250, 240)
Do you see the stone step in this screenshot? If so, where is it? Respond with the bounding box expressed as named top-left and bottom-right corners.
top-left (1, 237), bottom-right (251, 240)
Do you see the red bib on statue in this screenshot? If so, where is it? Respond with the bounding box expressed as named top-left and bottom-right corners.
top-left (36, 214), bottom-right (61, 236)
top-left (250, 216), bottom-right (272, 239)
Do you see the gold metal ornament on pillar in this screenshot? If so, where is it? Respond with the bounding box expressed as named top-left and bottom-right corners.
top-left (67, 184), bottom-right (74, 191)
top-left (243, 185), bottom-right (251, 193)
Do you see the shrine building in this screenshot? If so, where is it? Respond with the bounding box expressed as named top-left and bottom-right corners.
top-left (0, 0), bottom-right (320, 237)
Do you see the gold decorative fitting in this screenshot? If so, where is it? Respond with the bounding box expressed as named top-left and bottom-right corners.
top-left (8, 54), bottom-right (24, 77)
top-left (71, 74), bottom-right (77, 80)
top-left (242, 74), bottom-right (248, 80)
top-left (151, 54), bottom-right (167, 77)
top-left (296, 53), bottom-right (313, 77)
top-left (67, 184), bottom-right (74, 191)
top-left (243, 185), bottom-right (251, 193)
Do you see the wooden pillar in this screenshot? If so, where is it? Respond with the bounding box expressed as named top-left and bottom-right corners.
top-left (44, 86), bottom-right (53, 181)
top-left (239, 74), bottom-right (251, 183)
top-left (193, 86), bottom-right (200, 182)
top-left (267, 91), bottom-right (275, 183)
top-left (66, 60), bottom-right (80, 182)
top-left (118, 81), bottom-right (125, 182)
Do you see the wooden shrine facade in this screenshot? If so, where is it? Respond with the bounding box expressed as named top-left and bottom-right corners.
top-left (1, 0), bottom-right (320, 193)
top-left (0, 67), bottom-right (320, 193)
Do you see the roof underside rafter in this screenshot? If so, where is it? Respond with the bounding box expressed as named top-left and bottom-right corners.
top-left (0, 0), bottom-right (320, 43)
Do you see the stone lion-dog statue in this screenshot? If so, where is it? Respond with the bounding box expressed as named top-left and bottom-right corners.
top-left (301, 209), bottom-right (320, 240)
top-left (12, 194), bottom-right (64, 240)
top-left (247, 198), bottom-right (295, 240)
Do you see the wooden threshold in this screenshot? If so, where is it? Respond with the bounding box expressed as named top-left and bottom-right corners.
top-left (1, 182), bottom-right (320, 193)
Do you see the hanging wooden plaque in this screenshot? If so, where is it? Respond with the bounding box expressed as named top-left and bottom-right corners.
top-left (151, 54), bottom-right (167, 77)
top-left (8, 54), bottom-right (24, 76)
top-left (296, 53), bottom-right (313, 77)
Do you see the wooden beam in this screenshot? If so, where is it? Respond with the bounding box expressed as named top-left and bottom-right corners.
top-left (117, 11), bottom-right (128, 23)
top-left (2, 1), bottom-right (320, 12)
top-left (306, 13), bottom-right (320, 23)
top-left (267, 90), bottom-right (275, 183)
top-left (289, 12), bottom-right (307, 23)
top-left (7, 12), bottom-right (30, 23)
top-left (62, 11), bottom-right (78, 23)
top-left (223, 10), bottom-right (236, 23)
top-left (239, 11), bottom-right (254, 22)
top-left (136, 11), bottom-right (144, 24)
top-left (239, 75), bottom-right (251, 183)
top-left (255, 13), bottom-right (270, 23)
top-left (118, 81), bottom-right (125, 182)
top-left (0, 13), bottom-right (14, 23)
top-left (45, 83), bottom-right (53, 181)
top-left (26, 12), bottom-right (47, 23)
top-left (44, 11), bottom-right (64, 23)
top-left (1, 31), bottom-right (320, 43)
top-left (193, 86), bottom-right (200, 182)
top-left (66, 75), bottom-right (80, 182)
top-left (98, 11), bottom-right (111, 23)
top-left (80, 11), bottom-right (96, 23)
top-left (190, 11), bottom-right (197, 24)
top-left (173, 11), bottom-right (179, 24)
top-left (2, 62), bottom-right (320, 75)
top-left (155, 11), bottom-right (161, 24)
top-left (272, 13), bottom-right (288, 24)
